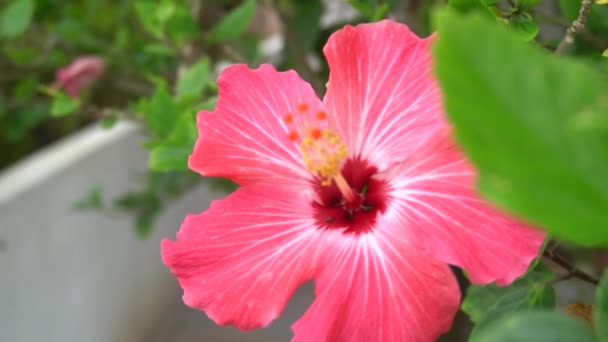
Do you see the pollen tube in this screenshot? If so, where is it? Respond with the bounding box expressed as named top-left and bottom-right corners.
top-left (333, 172), bottom-right (357, 204)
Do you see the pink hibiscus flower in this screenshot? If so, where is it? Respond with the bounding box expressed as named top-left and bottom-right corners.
top-left (161, 20), bottom-right (544, 341)
top-left (54, 56), bottom-right (105, 97)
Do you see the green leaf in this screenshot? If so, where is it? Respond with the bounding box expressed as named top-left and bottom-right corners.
top-left (2, 103), bottom-right (48, 140)
top-left (198, 96), bottom-right (218, 110)
top-left (176, 58), bottom-right (210, 100)
top-left (155, 0), bottom-right (175, 23)
top-left (349, 0), bottom-right (391, 20)
top-left (137, 86), bottom-right (180, 136)
top-left (13, 76), bottom-right (38, 100)
top-left (207, 177), bottom-right (238, 193)
top-left (472, 311), bottom-right (597, 342)
top-left (149, 145), bottom-right (191, 171)
top-left (73, 186), bottom-right (104, 210)
top-left (148, 111), bottom-right (196, 171)
top-left (371, 3), bottom-right (391, 21)
top-left (509, 12), bottom-right (539, 41)
top-left (134, 1), bottom-right (163, 39)
top-left (433, 11), bottom-right (608, 245)
top-left (348, 0), bottom-right (376, 18)
top-left (4, 46), bottom-right (36, 65)
top-left (114, 191), bottom-right (161, 238)
top-left (142, 43), bottom-right (175, 56)
top-left (166, 6), bottom-right (199, 45)
top-left (113, 171), bottom-right (199, 238)
top-left (596, 272), bottom-right (608, 340)
top-left (112, 27), bottom-right (129, 52)
top-left (0, 0), bottom-right (34, 38)
top-left (463, 264), bottom-right (555, 336)
top-left (51, 92), bottom-right (81, 117)
top-left (208, 0), bottom-right (256, 43)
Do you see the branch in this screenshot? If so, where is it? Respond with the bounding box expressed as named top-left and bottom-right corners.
top-left (543, 249), bottom-right (600, 285)
top-left (555, 0), bottom-right (594, 54)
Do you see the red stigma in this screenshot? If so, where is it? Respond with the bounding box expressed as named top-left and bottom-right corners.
top-left (316, 111), bottom-right (327, 121)
top-left (310, 128), bottom-right (322, 140)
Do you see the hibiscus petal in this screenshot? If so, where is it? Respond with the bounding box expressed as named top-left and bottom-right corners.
top-left (292, 229), bottom-right (460, 342)
top-left (322, 20), bottom-right (444, 170)
top-left (161, 184), bottom-right (322, 330)
top-left (383, 130), bottom-right (545, 286)
top-left (189, 64), bottom-right (322, 186)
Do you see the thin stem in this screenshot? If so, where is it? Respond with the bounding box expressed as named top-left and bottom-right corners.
top-left (549, 272), bottom-right (576, 286)
top-left (555, 0), bottom-right (594, 54)
top-left (543, 249), bottom-right (599, 285)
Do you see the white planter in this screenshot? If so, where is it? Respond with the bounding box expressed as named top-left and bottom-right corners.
top-left (0, 122), bottom-right (313, 342)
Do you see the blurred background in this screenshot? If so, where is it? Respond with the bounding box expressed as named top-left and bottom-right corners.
top-left (0, 0), bottom-right (605, 341)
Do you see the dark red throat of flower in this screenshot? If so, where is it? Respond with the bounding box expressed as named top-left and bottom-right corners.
top-left (313, 157), bottom-right (389, 235)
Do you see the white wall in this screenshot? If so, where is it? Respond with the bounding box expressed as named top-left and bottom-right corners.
top-left (0, 122), bottom-right (314, 342)
top-left (0, 123), bottom-right (216, 342)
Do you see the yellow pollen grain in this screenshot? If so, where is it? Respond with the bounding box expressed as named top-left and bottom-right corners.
top-left (299, 129), bottom-right (347, 186)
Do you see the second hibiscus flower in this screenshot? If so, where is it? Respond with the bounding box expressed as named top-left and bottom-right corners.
top-left (162, 20), bottom-right (544, 342)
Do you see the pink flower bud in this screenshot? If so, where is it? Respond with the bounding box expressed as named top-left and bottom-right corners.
top-left (55, 56), bottom-right (105, 97)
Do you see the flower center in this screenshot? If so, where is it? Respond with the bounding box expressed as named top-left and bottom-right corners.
top-left (312, 157), bottom-right (389, 235)
top-left (284, 104), bottom-right (387, 234)
top-left (284, 103), bottom-right (356, 203)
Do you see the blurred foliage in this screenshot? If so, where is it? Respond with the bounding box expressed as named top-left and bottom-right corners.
top-left (2, 0), bottom-right (608, 340)
top-left (434, 2), bottom-right (608, 340)
top-left (463, 263), bottom-right (556, 338)
top-left (471, 311), bottom-right (597, 342)
top-left (434, 9), bottom-right (608, 246)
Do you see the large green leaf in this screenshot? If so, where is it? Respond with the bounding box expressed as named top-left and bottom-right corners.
top-left (433, 11), bottom-right (608, 245)
top-left (463, 264), bottom-right (555, 337)
top-left (596, 272), bottom-right (608, 341)
top-left (208, 0), bottom-right (256, 43)
top-left (472, 311), bottom-right (597, 342)
top-left (0, 0), bottom-right (34, 38)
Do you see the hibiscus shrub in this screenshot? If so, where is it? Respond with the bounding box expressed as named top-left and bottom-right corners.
top-left (2, 0), bottom-right (608, 341)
